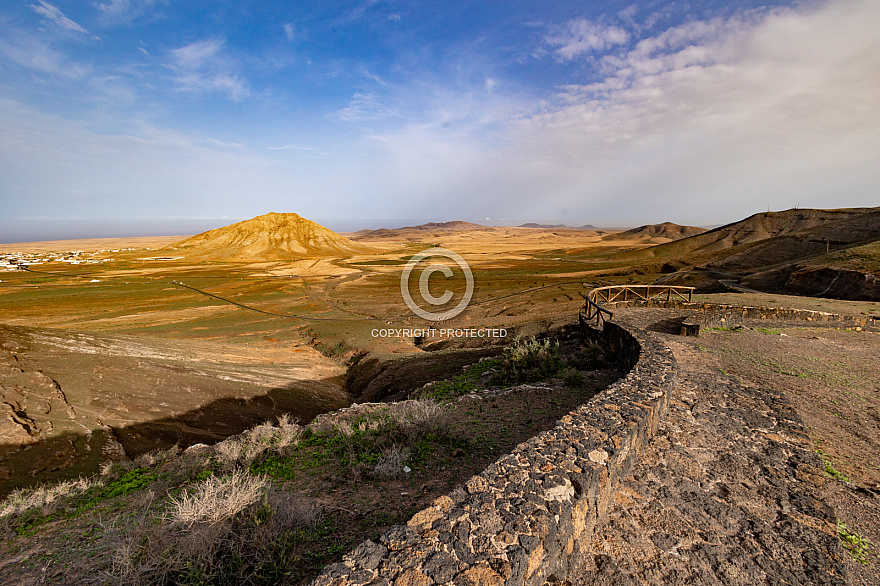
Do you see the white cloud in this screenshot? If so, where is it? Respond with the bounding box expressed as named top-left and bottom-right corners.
top-left (359, 0), bottom-right (880, 225)
top-left (332, 92), bottom-right (397, 122)
top-left (267, 144), bottom-right (315, 151)
top-left (167, 40), bottom-right (250, 101)
top-left (31, 1), bottom-right (92, 35)
top-left (94, 0), bottom-right (164, 25)
top-left (0, 29), bottom-right (90, 78)
top-left (172, 39), bottom-right (222, 69)
top-left (545, 18), bottom-right (630, 61)
top-left (0, 98), bottom-right (294, 218)
top-left (174, 72), bottom-right (250, 101)
top-left (344, 0), bottom-right (381, 23)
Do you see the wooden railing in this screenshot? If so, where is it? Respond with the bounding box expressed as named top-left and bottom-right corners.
top-left (582, 285), bottom-right (695, 327)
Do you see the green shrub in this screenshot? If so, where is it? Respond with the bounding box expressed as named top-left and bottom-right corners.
top-left (838, 519), bottom-right (877, 565)
top-left (490, 338), bottom-right (564, 385)
top-left (566, 344), bottom-right (606, 370)
top-left (563, 368), bottom-right (586, 388)
top-left (417, 359), bottom-right (499, 401)
top-left (252, 400), bottom-right (451, 481)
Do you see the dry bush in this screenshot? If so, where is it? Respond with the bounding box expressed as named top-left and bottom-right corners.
top-left (388, 399), bottom-right (451, 439)
top-left (310, 400), bottom-right (450, 440)
top-left (134, 444), bottom-right (181, 468)
top-left (0, 477), bottom-right (99, 522)
top-left (213, 414), bottom-right (304, 469)
top-left (310, 406), bottom-right (384, 438)
top-left (170, 471), bottom-right (267, 526)
top-left (267, 489), bottom-right (324, 530)
top-left (112, 475), bottom-right (324, 585)
top-left (372, 445), bottom-right (411, 479)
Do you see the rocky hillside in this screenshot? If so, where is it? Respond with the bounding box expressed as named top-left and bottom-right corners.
top-left (602, 222), bottom-right (707, 243)
top-left (619, 208), bottom-right (875, 261)
top-left (654, 207), bottom-right (880, 299)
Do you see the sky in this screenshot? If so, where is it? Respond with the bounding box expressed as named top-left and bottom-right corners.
top-left (1, 0), bottom-right (878, 242)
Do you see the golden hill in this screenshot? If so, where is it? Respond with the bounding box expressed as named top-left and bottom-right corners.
top-left (169, 212), bottom-right (374, 260)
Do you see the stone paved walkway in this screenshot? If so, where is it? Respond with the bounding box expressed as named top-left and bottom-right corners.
top-left (568, 308), bottom-right (868, 585)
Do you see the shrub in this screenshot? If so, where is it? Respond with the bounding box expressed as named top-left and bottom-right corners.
top-left (253, 400), bottom-right (452, 481)
top-left (562, 367), bottom-right (586, 388)
top-left (113, 473), bottom-right (324, 585)
top-left (170, 471), bottom-right (267, 526)
top-left (567, 343), bottom-right (607, 370)
top-left (214, 414), bottom-right (304, 469)
top-left (372, 445), bottom-right (412, 479)
top-left (490, 338), bottom-right (564, 385)
top-left (0, 477), bottom-right (99, 528)
top-left (416, 358), bottom-right (500, 401)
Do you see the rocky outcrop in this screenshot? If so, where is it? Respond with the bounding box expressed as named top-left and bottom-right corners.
top-left (784, 267), bottom-right (880, 301)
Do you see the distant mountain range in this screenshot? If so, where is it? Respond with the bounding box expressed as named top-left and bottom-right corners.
top-left (618, 208), bottom-right (879, 262)
top-left (518, 223), bottom-right (599, 230)
top-left (353, 221), bottom-right (492, 240)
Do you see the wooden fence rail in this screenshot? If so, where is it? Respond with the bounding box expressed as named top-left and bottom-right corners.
top-left (582, 285), bottom-right (695, 327)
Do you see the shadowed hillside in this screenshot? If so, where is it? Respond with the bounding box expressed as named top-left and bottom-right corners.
top-left (169, 212), bottom-right (374, 260)
top-left (652, 207), bottom-right (880, 299)
top-left (602, 222), bottom-right (707, 243)
top-left (352, 221), bottom-right (492, 240)
top-left (617, 208), bottom-right (875, 262)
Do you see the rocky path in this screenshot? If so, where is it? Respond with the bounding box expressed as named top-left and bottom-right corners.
top-left (570, 308), bottom-right (879, 585)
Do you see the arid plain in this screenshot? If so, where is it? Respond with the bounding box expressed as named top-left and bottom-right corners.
top-left (0, 216), bottom-right (653, 492)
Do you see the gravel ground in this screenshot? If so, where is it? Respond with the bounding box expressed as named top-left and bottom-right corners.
top-left (569, 307), bottom-right (880, 585)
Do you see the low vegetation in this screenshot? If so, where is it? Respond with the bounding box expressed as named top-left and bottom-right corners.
top-left (818, 449), bottom-right (850, 483)
top-left (0, 335), bottom-right (623, 585)
top-left (837, 519), bottom-right (878, 565)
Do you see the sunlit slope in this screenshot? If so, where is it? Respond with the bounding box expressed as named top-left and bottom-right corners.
top-left (169, 212), bottom-right (374, 260)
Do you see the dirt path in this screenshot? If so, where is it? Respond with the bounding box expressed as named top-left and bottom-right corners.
top-left (571, 308), bottom-right (880, 585)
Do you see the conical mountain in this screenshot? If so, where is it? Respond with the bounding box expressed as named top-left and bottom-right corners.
top-left (169, 212), bottom-right (374, 260)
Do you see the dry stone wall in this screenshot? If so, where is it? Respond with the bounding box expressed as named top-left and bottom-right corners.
top-left (597, 299), bottom-right (880, 334)
top-left (313, 320), bottom-right (676, 586)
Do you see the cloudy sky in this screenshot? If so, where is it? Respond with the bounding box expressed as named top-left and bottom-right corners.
top-left (1, 0), bottom-right (878, 241)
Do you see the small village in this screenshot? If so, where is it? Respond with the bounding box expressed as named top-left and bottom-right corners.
top-left (0, 250), bottom-right (124, 271)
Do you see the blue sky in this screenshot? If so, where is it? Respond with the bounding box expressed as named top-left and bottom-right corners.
top-left (1, 0), bottom-right (878, 241)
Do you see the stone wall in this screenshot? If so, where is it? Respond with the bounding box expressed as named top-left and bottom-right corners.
top-left (312, 320), bottom-right (676, 586)
top-left (596, 299), bottom-right (880, 333)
